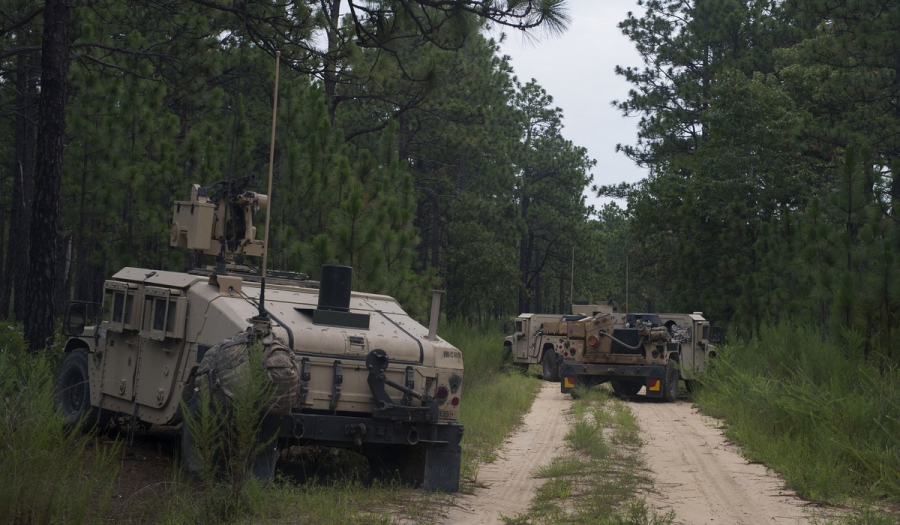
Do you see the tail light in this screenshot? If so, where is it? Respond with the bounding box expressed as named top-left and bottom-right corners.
top-left (436, 385), bottom-right (449, 404)
top-left (587, 335), bottom-right (598, 347)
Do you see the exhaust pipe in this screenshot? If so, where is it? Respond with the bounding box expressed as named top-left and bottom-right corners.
top-left (427, 290), bottom-right (444, 341)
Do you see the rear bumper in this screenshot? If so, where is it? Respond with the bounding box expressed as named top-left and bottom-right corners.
top-left (262, 411), bottom-right (464, 449)
top-left (260, 412), bottom-right (464, 492)
top-left (560, 362), bottom-right (667, 397)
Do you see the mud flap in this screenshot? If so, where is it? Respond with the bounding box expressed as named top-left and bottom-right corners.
top-left (645, 373), bottom-right (664, 398)
top-left (561, 375), bottom-right (577, 394)
top-left (423, 444), bottom-right (462, 492)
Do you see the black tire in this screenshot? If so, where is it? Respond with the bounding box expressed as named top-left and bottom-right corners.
top-left (180, 394), bottom-right (204, 476)
top-left (611, 379), bottom-right (643, 397)
top-left (684, 379), bottom-right (694, 394)
top-left (541, 351), bottom-right (560, 382)
top-left (247, 438), bottom-right (279, 484)
top-left (55, 350), bottom-right (101, 430)
top-left (181, 390), bottom-right (277, 484)
top-left (662, 361), bottom-right (679, 402)
top-left (502, 345), bottom-right (513, 364)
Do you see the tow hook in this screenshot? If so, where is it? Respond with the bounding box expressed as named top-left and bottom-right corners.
top-left (346, 423), bottom-right (367, 446)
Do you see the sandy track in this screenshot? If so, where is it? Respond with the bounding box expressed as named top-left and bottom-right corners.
top-left (628, 397), bottom-right (817, 525)
top-left (442, 382), bottom-right (572, 525)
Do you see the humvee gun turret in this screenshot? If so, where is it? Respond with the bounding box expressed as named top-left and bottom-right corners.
top-left (558, 312), bottom-right (716, 401)
top-left (55, 179), bottom-right (464, 491)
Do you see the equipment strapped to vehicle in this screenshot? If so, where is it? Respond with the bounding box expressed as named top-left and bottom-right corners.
top-left (196, 327), bottom-right (299, 416)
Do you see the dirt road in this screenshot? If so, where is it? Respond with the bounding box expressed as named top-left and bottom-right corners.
top-left (442, 382), bottom-right (572, 525)
top-left (629, 397), bottom-right (820, 525)
top-left (442, 386), bottom-right (823, 525)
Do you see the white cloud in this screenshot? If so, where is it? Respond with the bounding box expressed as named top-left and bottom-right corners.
top-left (496, 0), bottom-right (648, 213)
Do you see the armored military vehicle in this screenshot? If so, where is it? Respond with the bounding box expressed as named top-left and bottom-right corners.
top-left (557, 311), bottom-right (716, 401)
top-left (502, 314), bottom-right (567, 381)
top-left (502, 302), bottom-right (619, 381)
top-left (652, 312), bottom-right (719, 391)
top-left (54, 178), bottom-right (464, 491)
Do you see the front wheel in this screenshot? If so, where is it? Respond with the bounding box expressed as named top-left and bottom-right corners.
top-left (55, 350), bottom-right (101, 430)
top-left (541, 351), bottom-right (560, 382)
top-left (501, 345), bottom-right (515, 369)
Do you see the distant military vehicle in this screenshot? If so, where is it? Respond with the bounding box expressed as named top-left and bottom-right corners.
top-left (502, 313), bottom-right (567, 381)
top-left (652, 313), bottom-right (719, 391)
top-left (54, 178), bottom-right (464, 491)
top-left (502, 301), bottom-right (619, 381)
top-left (557, 311), bottom-right (717, 401)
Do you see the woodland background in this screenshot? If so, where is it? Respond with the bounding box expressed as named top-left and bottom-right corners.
top-left (1, 0), bottom-right (899, 364)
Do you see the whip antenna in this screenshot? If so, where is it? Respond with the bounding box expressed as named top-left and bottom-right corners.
top-left (258, 50), bottom-right (280, 319)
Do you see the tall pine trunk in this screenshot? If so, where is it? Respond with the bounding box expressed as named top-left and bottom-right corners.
top-left (24, 0), bottom-right (69, 351)
top-left (322, 0), bottom-right (341, 124)
top-left (3, 52), bottom-right (37, 321)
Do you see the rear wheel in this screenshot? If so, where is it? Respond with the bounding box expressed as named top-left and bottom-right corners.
top-left (246, 437), bottom-right (278, 484)
top-left (181, 390), bottom-right (278, 484)
top-left (180, 394), bottom-right (204, 476)
top-left (541, 351), bottom-right (560, 382)
top-left (55, 350), bottom-right (102, 430)
top-left (611, 379), bottom-right (643, 397)
top-left (662, 361), bottom-right (679, 402)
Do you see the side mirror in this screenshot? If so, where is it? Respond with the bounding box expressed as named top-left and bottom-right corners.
top-left (709, 326), bottom-right (723, 344)
top-left (502, 320), bottom-right (512, 334)
top-left (64, 303), bottom-right (86, 336)
top-left (63, 301), bottom-right (101, 337)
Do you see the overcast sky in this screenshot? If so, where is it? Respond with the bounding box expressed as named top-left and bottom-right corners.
top-left (493, 0), bottom-right (648, 213)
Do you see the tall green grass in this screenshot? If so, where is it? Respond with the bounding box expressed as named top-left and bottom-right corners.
top-left (439, 319), bottom-right (542, 478)
top-left (694, 322), bottom-right (900, 504)
top-left (0, 324), bottom-right (119, 524)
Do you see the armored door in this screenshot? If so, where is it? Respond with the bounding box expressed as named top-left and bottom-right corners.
top-left (514, 319), bottom-right (528, 359)
top-left (134, 287), bottom-right (188, 409)
top-left (99, 281), bottom-right (143, 401)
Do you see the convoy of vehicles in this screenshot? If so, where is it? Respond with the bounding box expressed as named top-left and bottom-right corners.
top-left (502, 302), bottom-right (718, 400)
top-left (55, 179), bottom-right (464, 491)
top-left (52, 179), bottom-right (718, 493)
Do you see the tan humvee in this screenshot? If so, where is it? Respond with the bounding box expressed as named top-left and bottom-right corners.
top-left (654, 312), bottom-right (718, 383)
top-left (502, 313), bottom-right (567, 381)
top-left (55, 179), bottom-right (464, 492)
top-left (502, 302), bottom-right (619, 381)
top-left (558, 311), bottom-right (716, 401)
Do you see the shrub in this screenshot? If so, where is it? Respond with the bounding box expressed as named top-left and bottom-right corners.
top-left (0, 324), bottom-right (119, 524)
top-left (695, 321), bottom-right (900, 503)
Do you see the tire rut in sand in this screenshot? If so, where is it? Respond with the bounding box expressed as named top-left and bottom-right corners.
top-left (442, 382), bottom-right (571, 525)
top-left (628, 398), bottom-right (826, 525)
